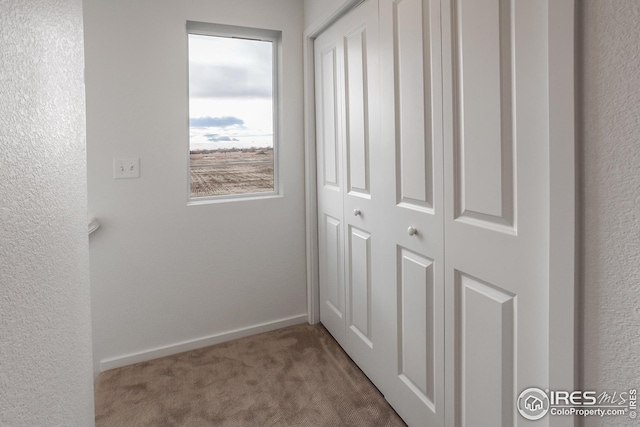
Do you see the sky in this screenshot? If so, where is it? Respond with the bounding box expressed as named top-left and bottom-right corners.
top-left (188, 34), bottom-right (274, 150)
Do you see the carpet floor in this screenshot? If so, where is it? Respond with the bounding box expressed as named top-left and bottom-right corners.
top-left (95, 323), bottom-right (407, 427)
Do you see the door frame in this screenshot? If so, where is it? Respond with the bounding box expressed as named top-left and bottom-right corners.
top-left (547, 1), bottom-right (577, 418)
top-left (302, 1), bottom-right (576, 425)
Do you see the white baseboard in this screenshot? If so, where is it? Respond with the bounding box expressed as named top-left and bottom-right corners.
top-left (99, 314), bottom-right (308, 372)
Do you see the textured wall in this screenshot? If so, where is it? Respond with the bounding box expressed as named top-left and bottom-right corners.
top-left (0, 0), bottom-right (95, 425)
top-left (582, 1), bottom-right (640, 426)
top-left (85, 0), bottom-right (307, 372)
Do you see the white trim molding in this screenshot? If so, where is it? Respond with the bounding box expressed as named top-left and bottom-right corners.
top-left (548, 0), bottom-right (577, 426)
top-left (99, 314), bottom-right (308, 372)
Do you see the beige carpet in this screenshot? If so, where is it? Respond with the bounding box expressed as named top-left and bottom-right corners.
top-left (95, 323), bottom-right (406, 427)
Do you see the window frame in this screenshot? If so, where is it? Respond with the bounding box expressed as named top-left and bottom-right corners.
top-left (186, 21), bottom-right (282, 204)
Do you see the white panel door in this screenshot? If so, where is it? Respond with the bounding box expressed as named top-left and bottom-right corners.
top-left (441, 0), bottom-right (558, 425)
top-left (379, 0), bottom-right (445, 426)
top-left (316, 33), bottom-right (346, 345)
top-left (315, 1), bottom-right (573, 426)
top-left (314, 0), bottom-right (385, 385)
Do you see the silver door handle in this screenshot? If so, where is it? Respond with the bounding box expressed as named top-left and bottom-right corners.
top-left (407, 226), bottom-right (418, 236)
top-left (353, 209), bottom-right (362, 216)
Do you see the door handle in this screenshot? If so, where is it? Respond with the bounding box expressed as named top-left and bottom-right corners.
top-left (353, 209), bottom-right (362, 216)
top-left (407, 226), bottom-right (418, 236)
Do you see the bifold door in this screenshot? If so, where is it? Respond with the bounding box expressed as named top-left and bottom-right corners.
top-left (441, 0), bottom-right (560, 425)
top-left (378, 0), bottom-right (445, 425)
top-left (314, 0), bottom-right (388, 386)
top-left (314, 1), bottom-right (573, 426)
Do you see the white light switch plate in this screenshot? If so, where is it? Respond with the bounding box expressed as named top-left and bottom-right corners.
top-left (113, 158), bottom-right (140, 179)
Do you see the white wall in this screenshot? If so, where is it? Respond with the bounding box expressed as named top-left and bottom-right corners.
top-left (84, 0), bottom-right (307, 372)
top-left (582, 1), bottom-right (640, 425)
top-left (304, 0), bottom-right (353, 29)
top-left (0, 0), bottom-right (95, 425)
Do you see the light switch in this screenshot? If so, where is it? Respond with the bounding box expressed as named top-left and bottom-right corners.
top-left (113, 158), bottom-right (140, 179)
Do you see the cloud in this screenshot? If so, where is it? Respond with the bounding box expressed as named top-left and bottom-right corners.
top-left (189, 63), bottom-right (272, 99)
top-left (204, 134), bottom-right (239, 142)
top-left (188, 35), bottom-right (273, 100)
top-left (190, 116), bottom-right (244, 128)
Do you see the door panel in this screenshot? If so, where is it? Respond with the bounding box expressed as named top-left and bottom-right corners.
top-left (318, 213), bottom-right (345, 341)
top-left (394, 0), bottom-right (433, 209)
top-left (340, 1), bottom-right (380, 376)
top-left (453, 0), bottom-right (515, 229)
top-left (380, 0), bottom-right (445, 425)
top-left (324, 215), bottom-right (344, 319)
top-left (443, 0), bottom-right (554, 425)
top-left (397, 248), bottom-right (435, 407)
top-left (315, 0), bottom-right (383, 386)
top-left (316, 33), bottom-right (346, 344)
top-left (455, 271), bottom-right (515, 427)
top-left (320, 47), bottom-right (340, 189)
top-left (380, 0), bottom-right (445, 426)
top-left (345, 26), bottom-right (371, 197)
top-left (348, 226), bottom-right (372, 346)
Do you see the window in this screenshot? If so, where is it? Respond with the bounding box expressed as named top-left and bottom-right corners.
top-left (187, 22), bottom-right (280, 201)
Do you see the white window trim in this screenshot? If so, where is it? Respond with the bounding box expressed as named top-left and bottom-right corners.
top-left (186, 21), bottom-right (282, 204)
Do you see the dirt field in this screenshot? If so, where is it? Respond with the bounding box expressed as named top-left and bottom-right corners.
top-left (190, 150), bottom-right (274, 197)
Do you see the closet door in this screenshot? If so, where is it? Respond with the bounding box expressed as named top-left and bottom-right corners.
top-left (314, 1), bottom-right (573, 426)
top-left (314, 0), bottom-right (385, 385)
top-left (379, 1), bottom-right (445, 426)
top-left (315, 12), bottom-right (347, 347)
top-left (441, 0), bottom-right (562, 425)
